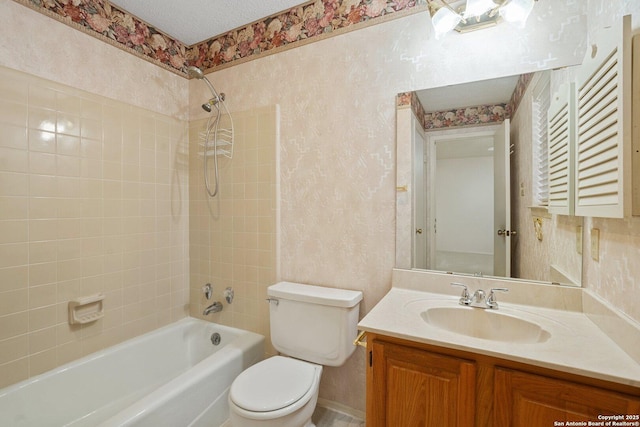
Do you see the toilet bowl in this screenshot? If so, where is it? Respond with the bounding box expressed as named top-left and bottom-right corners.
top-left (227, 282), bottom-right (362, 427)
top-left (229, 356), bottom-right (322, 427)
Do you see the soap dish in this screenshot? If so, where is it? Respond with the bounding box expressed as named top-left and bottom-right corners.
top-left (68, 294), bottom-right (104, 325)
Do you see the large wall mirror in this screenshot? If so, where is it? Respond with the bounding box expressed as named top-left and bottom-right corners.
top-left (396, 73), bottom-right (584, 287)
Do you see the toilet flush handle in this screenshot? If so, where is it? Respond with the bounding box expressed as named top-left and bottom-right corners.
top-left (265, 298), bottom-right (279, 306)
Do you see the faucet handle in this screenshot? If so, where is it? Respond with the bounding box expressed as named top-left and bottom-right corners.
top-left (487, 287), bottom-right (509, 309)
top-left (202, 283), bottom-right (212, 300)
top-left (451, 282), bottom-right (472, 305)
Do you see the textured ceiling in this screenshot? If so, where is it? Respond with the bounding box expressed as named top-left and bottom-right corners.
top-left (417, 75), bottom-right (520, 112)
top-left (109, 0), bottom-right (310, 45)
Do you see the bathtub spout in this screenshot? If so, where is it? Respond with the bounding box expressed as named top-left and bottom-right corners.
top-left (203, 301), bottom-right (223, 315)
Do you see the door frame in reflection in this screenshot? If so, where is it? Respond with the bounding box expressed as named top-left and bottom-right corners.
top-left (418, 121), bottom-right (511, 277)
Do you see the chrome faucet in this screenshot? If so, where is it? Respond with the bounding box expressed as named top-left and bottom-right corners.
top-left (450, 283), bottom-right (508, 309)
top-left (472, 289), bottom-right (486, 306)
top-left (486, 288), bottom-right (509, 309)
top-left (203, 301), bottom-right (223, 315)
top-left (451, 282), bottom-right (472, 305)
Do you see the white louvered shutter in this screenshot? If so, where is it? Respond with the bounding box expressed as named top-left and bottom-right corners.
top-left (547, 83), bottom-right (576, 215)
top-left (575, 15), bottom-right (631, 218)
top-left (532, 74), bottom-right (550, 207)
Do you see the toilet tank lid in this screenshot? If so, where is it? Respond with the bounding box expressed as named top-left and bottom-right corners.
top-left (268, 282), bottom-right (363, 308)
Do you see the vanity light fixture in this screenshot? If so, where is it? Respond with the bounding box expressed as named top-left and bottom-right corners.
top-left (430, 3), bottom-right (463, 39)
top-left (428, 0), bottom-right (536, 37)
top-left (464, 0), bottom-right (496, 18)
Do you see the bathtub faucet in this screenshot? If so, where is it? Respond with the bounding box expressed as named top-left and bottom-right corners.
top-left (203, 301), bottom-right (223, 315)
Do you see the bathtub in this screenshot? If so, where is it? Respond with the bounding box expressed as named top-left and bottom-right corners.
top-left (0, 318), bottom-right (264, 427)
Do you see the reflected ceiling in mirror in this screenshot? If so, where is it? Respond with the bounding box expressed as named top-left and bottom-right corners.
top-left (416, 75), bottom-right (520, 112)
top-left (396, 73), bottom-right (583, 287)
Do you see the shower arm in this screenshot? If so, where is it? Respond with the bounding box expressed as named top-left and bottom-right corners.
top-left (201, 77), bottom-right (222, 102)
top-left (187, 65), bottom-right (223, 103)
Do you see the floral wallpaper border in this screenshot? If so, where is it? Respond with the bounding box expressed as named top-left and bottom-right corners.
top-left (508, 72), bottom-right (534, 115)
top-left (396, 72), bottom-right (533, 131)
top-left (188, 0), bottom-right (425, 72)
top-left (397, 92), bottom-right (509, 130)
top-left (396, 92), bottom-right (427, 128)
top-left (422, 103), bottom-right (509, 129)
top-left (13, 0), bottom-right (426, 77)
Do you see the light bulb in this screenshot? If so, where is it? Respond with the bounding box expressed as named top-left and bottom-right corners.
top-left (499, 0), bottom-right (535, 27)
top-left (464, 0), bottom-right (496, 18)
top-left (431, 6), bottom-right (463, 38)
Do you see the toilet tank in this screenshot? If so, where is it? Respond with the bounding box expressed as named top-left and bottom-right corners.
top-left (267, 282), bottom-right (363, 366)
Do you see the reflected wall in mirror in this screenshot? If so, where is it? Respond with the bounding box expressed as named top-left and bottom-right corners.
top-left (396, 73), bottom-right (583, 287)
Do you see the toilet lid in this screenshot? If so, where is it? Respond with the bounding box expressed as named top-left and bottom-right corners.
top-left (230, 356), bottom-right (317, 412)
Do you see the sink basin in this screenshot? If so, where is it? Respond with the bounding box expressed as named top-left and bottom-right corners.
top-left (421, 306), bottom-right (551, 343)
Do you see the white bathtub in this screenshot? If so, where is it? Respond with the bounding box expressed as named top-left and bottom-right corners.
top-left (0, 318), bottom-right (264, 427)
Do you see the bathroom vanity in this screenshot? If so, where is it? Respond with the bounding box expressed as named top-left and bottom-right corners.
top-left (358, 270), bottom-right (640, 426)
top-left (365, 333), bottom-right (639, 426)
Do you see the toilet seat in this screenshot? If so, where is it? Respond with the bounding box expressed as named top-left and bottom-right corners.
top-left (230, 356), bottom-right (318, 413)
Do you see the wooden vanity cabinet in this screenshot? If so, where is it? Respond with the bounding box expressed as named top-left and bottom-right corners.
top-left (367, 338), bottom-right (476, 426)
top-left (365, 333), bottom-right (640, 427)
top-left (494, 368), bottom-right (640, 426)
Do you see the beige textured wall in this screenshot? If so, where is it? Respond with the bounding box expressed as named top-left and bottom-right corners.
top-left (511, 73), bottom-right (583, 287)
top-left (0, 0), bottom-right (189, 120)
top-left (0, 65), bottom-right (190, 388)
top-left (578, 0), bottom-right (640, 324)
top-left (187, 106), bottom-right (278, 356)
top-left (0, 0), bottom-right (190, 389)
top-left (198, 3), bottom-right (588, 411)
top-left (537, 1), bottom-right (640, 324)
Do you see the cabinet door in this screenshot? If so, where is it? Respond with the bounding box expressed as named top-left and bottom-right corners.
top-left (548, 82), bottom-right (577, 215)
top-left (575, 14), bottom-right (632, 218)
top-left (368, 340), bottom-right (476, 427)
top-left (494, 368), bottom-right (640, 426)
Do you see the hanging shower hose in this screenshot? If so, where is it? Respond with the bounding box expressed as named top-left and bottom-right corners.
top-left (203, 102), bottom-right (221, 197)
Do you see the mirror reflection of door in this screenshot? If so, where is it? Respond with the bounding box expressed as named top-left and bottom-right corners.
top-left (412, 115), bottom-right (428, 269)
top-left (493, 119), bottom-right (511, 277)
top-left (425, 122), bottom-right (510, 277)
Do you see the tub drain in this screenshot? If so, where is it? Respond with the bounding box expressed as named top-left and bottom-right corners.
top-left (210, 332), bottom-right (221, 346)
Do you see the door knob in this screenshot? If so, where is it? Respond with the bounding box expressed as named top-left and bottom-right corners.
top-left (416, 228), bottom-right (423, 234)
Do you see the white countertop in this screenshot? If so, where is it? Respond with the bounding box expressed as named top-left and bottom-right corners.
top-left (358, 287), bottom-right (640, 388)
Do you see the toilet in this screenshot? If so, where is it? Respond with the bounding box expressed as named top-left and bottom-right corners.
top-left (228, 281), bottom-right (363, 427)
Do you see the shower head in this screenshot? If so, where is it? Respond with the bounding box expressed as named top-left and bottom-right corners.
top-left (201, 93), bottom-right (226, 112)
top-left (187, 65), bottom-right (223, 112)
top-left (186, 65), bottom-right (205, 79)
